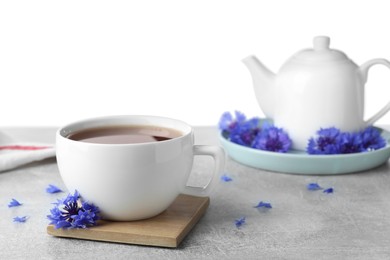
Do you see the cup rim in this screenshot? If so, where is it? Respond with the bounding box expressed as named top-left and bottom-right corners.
top-left (56, 115), bottom-right (193, 146)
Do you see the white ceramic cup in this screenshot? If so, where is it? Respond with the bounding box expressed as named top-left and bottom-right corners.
top-left (56, 115), bottom-right (225, 221)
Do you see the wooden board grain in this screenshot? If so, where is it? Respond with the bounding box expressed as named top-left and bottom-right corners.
top-left (47, 194), bottom-right (210, 248)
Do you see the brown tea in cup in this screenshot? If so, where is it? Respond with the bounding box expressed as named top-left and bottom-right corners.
top-left (67, 125), bottom-right (182, 144)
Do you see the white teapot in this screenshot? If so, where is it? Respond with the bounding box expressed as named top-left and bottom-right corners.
top-left (243, 36), bottom-right (390, 150)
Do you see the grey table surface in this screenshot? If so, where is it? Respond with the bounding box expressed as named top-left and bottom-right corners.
top-left (1, 126), bottom-right (390, 260)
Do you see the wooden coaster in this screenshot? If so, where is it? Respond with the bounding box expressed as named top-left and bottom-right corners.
top-left (47, 194), bottom-right (209, 248)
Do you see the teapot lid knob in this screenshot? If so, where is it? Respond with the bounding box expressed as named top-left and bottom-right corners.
top-left (313, 36), bottom-right (330, 51)
top-left (291, 35), bottom-right (348, 62)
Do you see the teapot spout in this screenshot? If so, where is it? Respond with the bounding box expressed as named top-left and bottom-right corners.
top-left (242, 55), bottom-right (275, 119)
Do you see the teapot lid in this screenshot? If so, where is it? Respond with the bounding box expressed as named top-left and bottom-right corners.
top-left (292, 36), bottom-right (348, 62)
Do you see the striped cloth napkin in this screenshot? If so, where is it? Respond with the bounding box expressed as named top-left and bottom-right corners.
top-left (0, 144), bottom-right (55, 172)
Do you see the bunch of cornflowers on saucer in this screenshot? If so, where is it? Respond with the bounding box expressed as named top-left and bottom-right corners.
top-left (219, 111), bottom-right (292, 153)
top-left (219, 111), bottom-right (386, 155)
top-left (307, 126), bottom-right (386, 155)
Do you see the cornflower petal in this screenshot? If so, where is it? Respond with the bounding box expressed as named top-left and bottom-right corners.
top-left (254, 201), bottom-right (272, 209)
top-left (220, 174), bottom-right (233, 182)
top-left (307, 183), bottom-right (322, 191)
top-left (13, 216), bottom-right (28, 223)
top-left (46, 184), bottom-right (63, 194)
top-left (55, 220), bottom-right (72, 229)
top-left (234, 217), bottom-right (246, 228)
top-left (8, 198), bottom-right (22, 208)
top-left (323, 188), bottom-right (334, 194)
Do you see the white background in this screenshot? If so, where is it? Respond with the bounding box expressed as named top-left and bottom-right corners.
top-left (1, 0), bottom-right (390, 127)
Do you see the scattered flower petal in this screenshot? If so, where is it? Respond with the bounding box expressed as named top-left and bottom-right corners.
top-left (254, 201), bottom-right (272, 209)
top-left (307, 183), bottom-right (322, 191)
top-left (47, 190), bottom-right (100, 229)
top-left (13, 216), bottom-right (28, 223)
top-left (323, 188), bottom-right (334, 194)
top-left (234, 217), bottom-right (246, 228)
top-left (46, 184), bottom-right (63, 194)
top-left (8, 198), bottom-right (22, 208)
top-left (220, 174), bottom-right (233, 182)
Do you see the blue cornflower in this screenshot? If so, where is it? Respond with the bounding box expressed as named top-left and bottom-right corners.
top-left (220, 174), bottom-right (233, 182)
top-left (254, 201), bottom-right (272, 209)
top-left (46, 184), bottom-right (63, 194)
top-left (228, 115), bottom-right (261, 146)
top-left (338, 132), bottom-right (362, 154)
top-left (218, 111), bottom-right (247, 132)
top-left (8, 198), bottom-right (22, 208)
top-left (307, 183), bottom-right (322, 191)
top-left (252, 125), bottom-right (291, 153)
top-left (230, 123), bottom-right (260, 146)
top-left (13, 216), bottom-right (28, 223)
top-left (360, 127), bottom-right (386, 151)
top-left (234, 217), bottom-right (246, 228)
top-left (307, 127), bottom-right (341, 154)
top-left (47, 190), bottom-right (100, 229)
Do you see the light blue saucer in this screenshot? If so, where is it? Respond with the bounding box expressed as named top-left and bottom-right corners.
top-left (219, 128), bottom-right (390, 175)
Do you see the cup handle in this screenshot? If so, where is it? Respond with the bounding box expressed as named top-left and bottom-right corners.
top-left (182, 145), bottom-right (225, 197)
top-left (360, 58), bottom-right (390, 126)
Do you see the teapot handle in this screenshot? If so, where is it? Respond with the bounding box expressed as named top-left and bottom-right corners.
top-left (360, 58), bottom-right (390, 126)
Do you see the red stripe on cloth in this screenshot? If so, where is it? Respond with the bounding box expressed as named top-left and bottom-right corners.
top-left (0, 145), bottom-right (51, 151)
